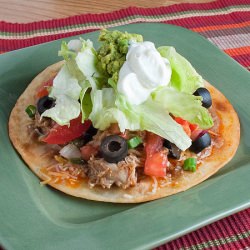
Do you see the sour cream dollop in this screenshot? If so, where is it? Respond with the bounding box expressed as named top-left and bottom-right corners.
top-left (117, 41), bottom-right (172, 105)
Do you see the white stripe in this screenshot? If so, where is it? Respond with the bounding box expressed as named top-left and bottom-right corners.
top-left (1, 6), bottom-right (250, 39)
top-left (208, 33), bottom-right (250, 50)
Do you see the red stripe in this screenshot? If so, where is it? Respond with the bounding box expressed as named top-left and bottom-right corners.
top-left (230, 215), bottom-right (249, 249)
top-left (0, 0), bottom-right (249, 32)
top-left (192, 20), bottom-right (250, 32)
top-left (2, 9), bottom-right (249, 37)
top-left (186, 232), bottom-right (199, 248)
top-left (187, 230), bottom-right (200, 246)
top-left (163, 12), bottom-right (250, 29)
top-left (230, 53), bottom-right (250, 68)
top-left (224, 46), bottom-right (250, 57)
top-left (1, 11), bottom-right (250, 52)
top-left (155, 208), bottom-right (250, 249)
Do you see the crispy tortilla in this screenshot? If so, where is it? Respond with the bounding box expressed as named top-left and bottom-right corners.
top-left (8, 62), bottom-right (240, 203)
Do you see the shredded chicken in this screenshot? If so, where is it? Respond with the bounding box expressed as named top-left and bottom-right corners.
top-left (35, 113), bottom-right (55, 135)
top-left (28, 112), bottom-right (55, 140)
top-left (87, 153), bottom-right (141, 189)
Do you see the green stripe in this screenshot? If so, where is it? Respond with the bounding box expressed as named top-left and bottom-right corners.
top-left (0, 5), bottom-right (249, 37)
top-left (179, 230), bottom-right (250, 250)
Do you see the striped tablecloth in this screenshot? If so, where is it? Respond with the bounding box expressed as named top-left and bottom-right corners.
top-left (1, 0), bottom-right (249, 249)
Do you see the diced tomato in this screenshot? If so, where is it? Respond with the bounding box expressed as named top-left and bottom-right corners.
top-left (144, 132), bottom-right (167, 177)
top-left (80, 145), bottom-right (98, 161)
top-left (189, 122), bottom-right (202, 140)
top-left (174, 117), bottom-right (203, 141)
top-left (145, 132), bottom-right (164, 156)
top-left (174, 117), bottom-right (191, 137)
top-left (189, 123), bottom-right (199, 132)
top-left (36, 78), bottom-right (54, 98)
top-left (42, 117), bottom-right (91, 145)
top-left (145, 150), bottom-right (168, 177)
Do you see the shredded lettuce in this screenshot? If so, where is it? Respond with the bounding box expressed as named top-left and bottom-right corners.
top-left (79, 80), bottom-right (92, 122)
top-left (49, 65), bottom-right (81, 100)
top-left (157, 46), bottom-right (204, 94)
top-left (134, 98), bottom-right (191, 151)
top-left (71, 40), bottom-right (103, 122)
top-left (89, 88), bottom-right (139, 132)
top-left (88, 87), bottom-right (191, 150)
top-left (43, 39), bottom-right (103, 124)
top-left (75, 39), bottom-right (100, 78)
top-left (42, 95), bottom-right (80, 126)
top-left (152, 87), bottom-right (213, 129)
top-left (115, 94), bottom-right (141, 131)
top-left (59, 39), bottom-right (101, 82)
top-left (41, 65), bottom-right (82, 125)
top-left (58, 41), bottom-right (85, 82)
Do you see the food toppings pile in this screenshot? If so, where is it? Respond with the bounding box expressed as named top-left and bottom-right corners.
top-left (25, 30), bottom-right (220, 190)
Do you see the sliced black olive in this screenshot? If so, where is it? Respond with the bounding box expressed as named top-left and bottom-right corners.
top-left (193, 87), bottom-right (212, 108)
top-left (164, 140), bottom-right (182, 159)
top-left (190, 132), bottom-right (211, 153)
top-left (163, 140), bottom-right (171, 149)
top-left (100, 135), bottom-right (128, 163)
top-left (169, 143), bottom-right (182, 159)
top-left (37, 96), bottom-right (55, 115)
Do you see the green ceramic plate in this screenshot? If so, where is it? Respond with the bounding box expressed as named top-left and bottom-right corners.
top-left (1, 23), bottom-right (249, 250)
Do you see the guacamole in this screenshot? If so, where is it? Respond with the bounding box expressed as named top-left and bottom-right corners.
top-left (97, 29), bottom-right (143, 83)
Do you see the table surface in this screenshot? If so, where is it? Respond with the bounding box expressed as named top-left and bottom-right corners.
top-left (1, 0), bottom-right (213, 23)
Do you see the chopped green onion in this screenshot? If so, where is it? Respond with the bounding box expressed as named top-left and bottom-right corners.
top-left (25, 105), bottom-right (36, 118)
top-left (70, 158), bottom-right (85, 165)
top-left (183, 158), bottom-right (197, 172)
top-left (127, 136), bottom-right (142, 149)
